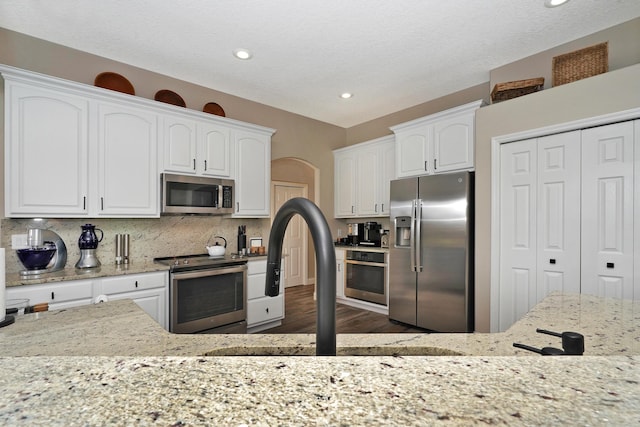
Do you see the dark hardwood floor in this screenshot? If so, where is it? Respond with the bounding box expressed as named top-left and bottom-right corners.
top-left (260, 284), bottom-right (426, 334)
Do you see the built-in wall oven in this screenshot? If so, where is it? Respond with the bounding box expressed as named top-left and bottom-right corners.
top-left (155, 254), bottom-right (248, 333)
top-left (345, 250), bottom-right (387, 306)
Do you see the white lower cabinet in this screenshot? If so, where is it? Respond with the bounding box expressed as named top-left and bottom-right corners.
top-left (98, 271), bottom-right (168, 330)
top-left (6, 271), bottom-right (169, 329)
top-left (246, 258), bottom-right (284, 332)
top-left (6, 279), bottom-right (95, 311)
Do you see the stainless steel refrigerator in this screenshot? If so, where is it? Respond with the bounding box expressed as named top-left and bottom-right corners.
top-left (389, 171), bottom-right (474, 332)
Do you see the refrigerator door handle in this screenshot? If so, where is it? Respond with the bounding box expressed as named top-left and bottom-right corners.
top-left (415, 198), bottom-right (423, 272)
top-left (410, 199), bottom-right (417, 272)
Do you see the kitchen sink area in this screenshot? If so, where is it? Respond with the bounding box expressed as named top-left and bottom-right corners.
top-left (1, 293), bottom-right (639, 425)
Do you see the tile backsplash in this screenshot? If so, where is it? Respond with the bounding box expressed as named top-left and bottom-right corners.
top-left (1, 216), bottom-right (270, 274)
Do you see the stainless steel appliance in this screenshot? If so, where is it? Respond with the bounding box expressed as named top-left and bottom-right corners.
top-left (345, 250), bottom-right (387, 305)
top-left (154, 254), bottom-right (248, 333)
top-left (161, 173), bottom-right (234, 215)
top-left (389, 171), bottom-right (474, 332)
top-left (346, 222), bottom-right (363, 245)
top-left (17, 228), bottom-right (67, 277)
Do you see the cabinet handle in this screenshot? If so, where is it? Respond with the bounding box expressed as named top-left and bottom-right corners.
top-left (266, 307), bottom-right (269, 313)
top-left (337, 264), bottom-right (341, 272)
top-left (381, 203), bottom-right (384, 212)
top-left (83, 196), bottom-right (86, 210)
top-left (236, 202), bottom-right (239, 212)
top-left (375, 204), bottom-right (378, 213)
top-left (135, 280), bottom-right (138, 288)
top-left (193, 159), bottom-right (196, 170)
top-left (204, 160), bottom-right (207, 171)
top-left (606, 262), bottom-right (615, 269)
top-left (51, 292), bottom-right (55, 300)
top-left (101, 197), bottom-right (104, 210)
top-left (434, 158), bottom-right (437, 170)
top-left (550, 259), bottom-right (556, 264)
top-left (424, 161), bottom-right (428, 171)
top-left (351, 206), bottom-right (355, 214)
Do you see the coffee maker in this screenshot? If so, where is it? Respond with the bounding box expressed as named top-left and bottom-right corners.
top-left (346, 222), bottom-right (363, 245)
top-left (360, 221), bottom-right (382, 247)
top-left (75, 224), bottom-right (104, 269)
top-left (16, 228), bottom-right (67, 276)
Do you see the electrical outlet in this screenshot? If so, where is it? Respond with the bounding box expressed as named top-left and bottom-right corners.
top-left (11, 234), bottom-right (28, 249)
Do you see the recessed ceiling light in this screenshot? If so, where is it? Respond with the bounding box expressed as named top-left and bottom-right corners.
top-left (340, 93), bottom-right (353, 99)
top-left (233, 49), bottom-right (252, 60)
top-left (545, 0), bottom-right (569, 8)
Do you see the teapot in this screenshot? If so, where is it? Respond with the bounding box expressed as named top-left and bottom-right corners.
top-left (206, 236), bottom-right (227, 257)
top-left (78, 224), bottom-right (104, 249)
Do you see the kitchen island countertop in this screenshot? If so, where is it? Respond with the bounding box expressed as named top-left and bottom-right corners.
top-left (0, 293), bottom-right (638, 425)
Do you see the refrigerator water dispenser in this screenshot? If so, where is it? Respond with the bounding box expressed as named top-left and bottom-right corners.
top-left (395, 216), bottom-right (412, 247)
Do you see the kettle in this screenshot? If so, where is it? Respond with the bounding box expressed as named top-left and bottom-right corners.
top-left (206, 236), bottom-right (227, 257)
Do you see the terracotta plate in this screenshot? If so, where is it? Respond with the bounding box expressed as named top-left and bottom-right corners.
top-left (203, 102), bottom-right (226, 117)
top-left (154, 89), bottom-right (186, 107)
top-left (94, 72), bottom-right (135, 95)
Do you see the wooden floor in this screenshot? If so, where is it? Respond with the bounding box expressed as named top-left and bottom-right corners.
top-left (260, 284), bottom-right (426, 334)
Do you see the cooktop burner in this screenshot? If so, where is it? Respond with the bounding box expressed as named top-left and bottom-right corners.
top-left (154, 253), bottom-right (248, 272)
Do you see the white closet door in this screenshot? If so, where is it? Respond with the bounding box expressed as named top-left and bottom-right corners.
top-left (499, 138), bottom-right (537, 331)
top-left (536, 131), bottom-right (581, 300)
top-left (581, 121), bottom-right (635, 299)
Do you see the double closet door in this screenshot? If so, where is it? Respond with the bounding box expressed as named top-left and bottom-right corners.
top-left (498, 120), bottom-right (638, 331)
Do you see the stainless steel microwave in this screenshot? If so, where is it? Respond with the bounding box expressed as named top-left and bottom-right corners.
top-left (161, 173), bottom-right (234, 215)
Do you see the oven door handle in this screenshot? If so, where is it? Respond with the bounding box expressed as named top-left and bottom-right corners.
top-left (346, 260), bottom-right (387, 268)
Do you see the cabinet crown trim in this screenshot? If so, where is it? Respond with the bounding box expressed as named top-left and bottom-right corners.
top-left (390, 99), bottom-right (483, 132)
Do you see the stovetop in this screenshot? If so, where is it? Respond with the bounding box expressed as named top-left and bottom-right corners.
top-left (153, 253), bottom-right (248, 272)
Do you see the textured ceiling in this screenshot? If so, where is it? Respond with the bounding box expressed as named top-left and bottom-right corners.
top-left (1, 0), bottom-right (639, 128)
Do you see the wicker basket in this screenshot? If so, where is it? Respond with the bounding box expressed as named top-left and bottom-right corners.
top-left (491, 77), bottom-right (545, 103)
top-left (552, 42), bottom-right (608, 87)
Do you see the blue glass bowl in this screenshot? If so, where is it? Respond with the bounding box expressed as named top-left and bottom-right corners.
top-left (17, 247), bottom-right (56, 270)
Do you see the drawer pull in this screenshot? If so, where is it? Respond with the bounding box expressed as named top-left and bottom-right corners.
top-left (550, 259), bottom-right (556, 264)
top-left (135, 280), bottom-right (138, 288)
top-left (51, 291), bottom-right (55, 300)
top-left (606, 262), bottom-right (614, 269)
top-left (265, 307), bottom-right (269, 313)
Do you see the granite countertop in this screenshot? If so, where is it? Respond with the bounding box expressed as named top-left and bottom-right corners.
top-left (5, 261), bottom-right (170, 287)
top-left (0, 293), bottom-right (639, 425)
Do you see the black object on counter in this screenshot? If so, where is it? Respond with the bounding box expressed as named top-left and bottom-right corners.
top-left (513, 328), bottom-right (584, 356)
top-left (237, 225), bottom-right (246, 254)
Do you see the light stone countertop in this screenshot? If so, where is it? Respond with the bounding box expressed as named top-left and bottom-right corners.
top-left (0, 293), bottom-right (639, 425)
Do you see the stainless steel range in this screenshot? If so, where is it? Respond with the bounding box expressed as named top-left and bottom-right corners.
top-left (154, 254), bottom-right (248, 334)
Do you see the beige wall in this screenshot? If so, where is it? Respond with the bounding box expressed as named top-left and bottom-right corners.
top-left (475, 63), bottom-right (640, 332)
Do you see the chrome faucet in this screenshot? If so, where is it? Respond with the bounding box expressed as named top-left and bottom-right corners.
top-left (265, 198), bottom-right (336, 356)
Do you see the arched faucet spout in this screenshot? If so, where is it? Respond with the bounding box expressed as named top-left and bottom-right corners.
top-left (265, 198), bottom-right (336, 356)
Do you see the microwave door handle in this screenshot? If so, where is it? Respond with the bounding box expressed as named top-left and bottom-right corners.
top-left (217, 184), bottom-right (223, 209)
top-left (415, 199), bottom-right (423, 272)
top-left (410, 200), bottom-right (417, 272)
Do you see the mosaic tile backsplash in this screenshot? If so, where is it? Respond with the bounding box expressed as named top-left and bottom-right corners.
top-left (1, 217), bottom-right (270, 274)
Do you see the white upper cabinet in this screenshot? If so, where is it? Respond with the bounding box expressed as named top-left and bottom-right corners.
top-left (5, 79), bottom-right (90, 217)
top-left (333, 135), bottom-right (395, 218)
top-left (2, 65), bottom-right (274, 218)
top-left (161, 116), bottom-right (231, 177)
top-left (391, 100), bottom-right (482, 178)
top-left (233, 128), bottom-right (273, 217)
top-left (95, 102), bottom-right (158, 216)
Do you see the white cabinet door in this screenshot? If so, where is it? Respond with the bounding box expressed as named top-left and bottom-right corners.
top-left (5, 81), bottom-right (90, 217)
top-left (6, 279), bottom-right (95, 311)
top-left (198, 121), bottom-right (231, 177)
top-left (394, 125), bottom-right (431, 178)
top-left (581, 121), bottom-right (635, 299)
top-left (334, 150), bottom-right (356, 217)
top-left (96, 102), bottom-right (159, 216)
top-left (356, 147), bottom-right (379, 216)
top-left (234, 130), bottom-right (271, 217)
top-left (99, 272), bottom-right (168, 329)
top-left (379, 138), bottom-right (396, 215)
top-left (247, 259), bottom-right (284, 329)
top-left (433, 111), bottom-right (474, 173)
top-left (162, 116), bottom-right (197, 174)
